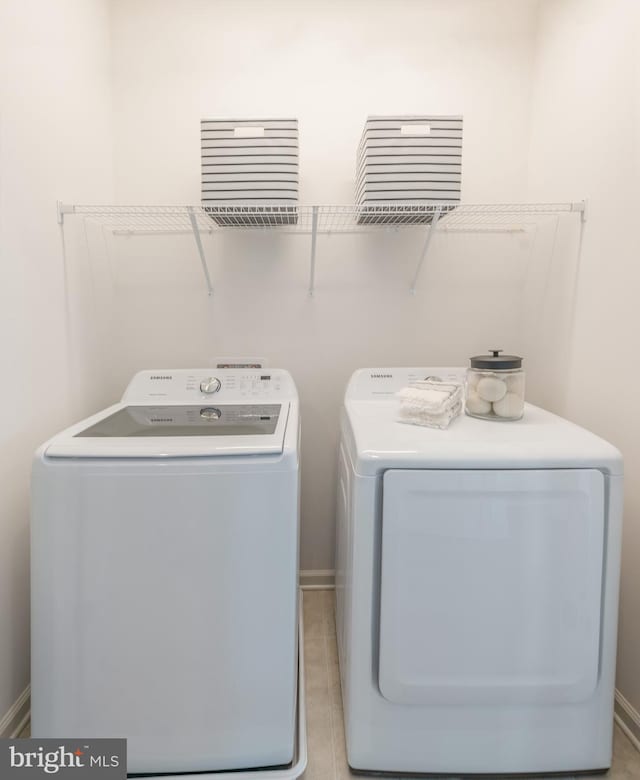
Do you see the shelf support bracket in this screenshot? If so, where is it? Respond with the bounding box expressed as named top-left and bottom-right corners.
top-left (308, 205), bottom-right (319, 296)
top-left (572, 199), bottom-right (587, 223)
top-left (187, 206), bottom-right (214, 296)
top-left (57, 201), bottom-right (75, 226)
top-left (410, 206), bottom-right (442, 293)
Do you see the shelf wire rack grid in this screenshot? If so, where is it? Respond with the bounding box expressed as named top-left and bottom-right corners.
top-left (58, 202), bottom-right (585, 234)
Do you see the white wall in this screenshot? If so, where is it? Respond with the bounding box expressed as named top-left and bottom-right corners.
top-left (527, 0), bottom-right (640, 715)
top-left (103, 0), bottom-right (544, 573)
top-left (4, 0), bottom-right (637, 733)
top-left (0, 0), bottom-right (113, 725)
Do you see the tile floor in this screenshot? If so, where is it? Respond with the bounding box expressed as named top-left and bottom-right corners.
top-left (18, 590), bottom-right (640, 780)
top-left (302, 590), bottom-right (640, 780)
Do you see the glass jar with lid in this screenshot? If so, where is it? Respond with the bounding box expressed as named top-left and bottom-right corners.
top-left (465, 350), bottom-right (524, 421)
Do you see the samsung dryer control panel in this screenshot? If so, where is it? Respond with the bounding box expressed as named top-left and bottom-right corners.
top-left (122, 368), bottom-right (297, 405)
top-left (346, 367), bottom-right (466, 399)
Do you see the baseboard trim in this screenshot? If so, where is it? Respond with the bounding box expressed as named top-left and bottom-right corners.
top-left (299, 569), bottom-right (335, 590)
top-left (615, 689), bottom-right (640, 753)
top-left (0, 685), bottom-right (30, 738)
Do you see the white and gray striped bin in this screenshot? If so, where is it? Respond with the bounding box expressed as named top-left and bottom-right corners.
top-left (201, 118), bottom-right (299, 225)
top-left (356, 115), bottom-right (462, 223)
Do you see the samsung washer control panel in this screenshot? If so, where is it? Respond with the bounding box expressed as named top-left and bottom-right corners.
top-left (122, 368), bottom-right (297, 404)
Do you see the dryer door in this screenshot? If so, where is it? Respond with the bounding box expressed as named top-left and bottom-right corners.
top-left (378, 469), bottom-right (605, 706)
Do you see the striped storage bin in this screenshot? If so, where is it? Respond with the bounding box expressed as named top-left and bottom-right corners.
top-left (201, 118), bottom-right (299, 225)
top-left (356, 115), bottom-right (462, 223)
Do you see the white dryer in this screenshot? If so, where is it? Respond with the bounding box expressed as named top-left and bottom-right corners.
top-left (335, 367), bottom-right (623, 775)
top-left (31, 368), bottom-right (300, 775)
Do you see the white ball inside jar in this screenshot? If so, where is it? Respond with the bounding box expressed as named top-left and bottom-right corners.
top-left (507, 373), bottom-right (525, 394)
top-left (466, 391), bottom-right (492, 416)
top-left (476, 376), bottom-right (507, 403)
top-left (493, 392), bottom-right (524, 418)
top-left (466, 371), bottom-right (480, 389)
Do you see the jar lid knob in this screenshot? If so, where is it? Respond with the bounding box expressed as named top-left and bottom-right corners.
top-left (470, 350), bottom-right (522, 370)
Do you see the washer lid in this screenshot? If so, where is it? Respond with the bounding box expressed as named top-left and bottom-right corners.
top-left (45, 402), bottom-right (290, 458)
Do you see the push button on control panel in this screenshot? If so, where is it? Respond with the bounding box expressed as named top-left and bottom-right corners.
top-left (236, 373), bottom-right (277, 397)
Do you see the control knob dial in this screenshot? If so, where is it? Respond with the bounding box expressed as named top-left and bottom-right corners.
top-left (200, 407), bottom-right (221, 420)
top-left (200, 376), bottom-right (221, 394)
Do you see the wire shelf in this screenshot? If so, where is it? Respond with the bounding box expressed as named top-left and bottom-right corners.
top-left (58, 200), bottom-right (585, 296)
top-left (58, 202), bottom-right (585, 234)
top-left (59, 204), bottom-right (215, 234)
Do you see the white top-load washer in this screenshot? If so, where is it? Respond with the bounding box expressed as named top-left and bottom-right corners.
top-left (335, 367), bottom-right (623, 776)
top-left (31, 368), bottom-right (300, 775)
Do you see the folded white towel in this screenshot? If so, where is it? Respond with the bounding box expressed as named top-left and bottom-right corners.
top-left (398, 400), bottom-right (463, 430)
top-left (397, 380), bottom-right (462, 429)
